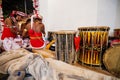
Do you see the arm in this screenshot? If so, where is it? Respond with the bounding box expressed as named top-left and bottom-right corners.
top-left (40, 24), bottom-right (45, 35)
top-left (4, 18), bottom-right (17, 35)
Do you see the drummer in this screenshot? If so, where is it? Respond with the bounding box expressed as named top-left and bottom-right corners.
top-left (14, 11), bottom-right (28, 35)
top-left (1, 11), bottom-right (17, 40)
top-left (33, 17), bottom-right (45, 36)
top-left (22, 15), bottom-right (45, 38)
top-left (22, 18), bottom-right (31, 39)
top-left (22, 15), bottom-right (46, 48)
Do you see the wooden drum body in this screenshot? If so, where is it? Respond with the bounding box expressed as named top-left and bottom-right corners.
top-left (103, 46), bottom-right (120, 78)
top-left (55, 30), bottom-right (76, 64)
top-left (78, 26), bottom-right (110, 66)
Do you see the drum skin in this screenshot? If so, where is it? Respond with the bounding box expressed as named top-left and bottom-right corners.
top-left (103, 46), bottom-right (120, 78)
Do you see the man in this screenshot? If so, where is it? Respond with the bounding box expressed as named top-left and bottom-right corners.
top-left (15, 11), bottom-right (27, 35)
top-left (28, 15), bottom-right (46, 49)
top-left (1, 11), bottom-right (17, 40)
top-left (33, 17), bottom-right (45, 36)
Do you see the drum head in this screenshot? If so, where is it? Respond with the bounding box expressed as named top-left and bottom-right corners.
top-left (103, 46), bottom-right (120, 78)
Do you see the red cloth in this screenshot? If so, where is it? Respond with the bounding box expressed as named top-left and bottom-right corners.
top-left (74, 36), bottom-right (80, 52)
top-left (1, 26), bottom-right (16, 40)
top-left (16, 11), bottom-right (27, 17)
top-left (111, 39), bottom-right (120, 47)
top-left (28, 29), bottom-right (44, 48)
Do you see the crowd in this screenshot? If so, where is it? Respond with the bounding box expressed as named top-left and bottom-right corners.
top-left (0, 11), bottom-right (58, 80)
top-left (0, 10), bottom-right (46, 51)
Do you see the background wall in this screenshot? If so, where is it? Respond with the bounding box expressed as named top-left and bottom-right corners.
top-left (115, 0), bottom-right (120, 29)
top-left (39, 0), bottom-right (120, 36)
top-left (97, 0), bottom-right (118, 35)
top-left (38, 0), bottom-right (48, 30)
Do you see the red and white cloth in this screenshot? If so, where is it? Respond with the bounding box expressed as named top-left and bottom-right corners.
top-left (16, 11), bottom-right (27, 17)
top-left (10, 10), bottom-right (27, 17)
top-left (111, 39), bottom-right (120, 47)
top-left (0, 4), bottom-right (4, 26)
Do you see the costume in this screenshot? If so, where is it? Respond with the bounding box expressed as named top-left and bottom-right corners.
top-left (28, 29), bottom-right (45, 49)
top-left (1, 25), bottom-right (16, 40)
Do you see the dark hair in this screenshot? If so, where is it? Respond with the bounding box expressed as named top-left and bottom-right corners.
top-left (13, 14), bottom-right (17, 18)
top-left (26, 19), bottom-right (31, 25)
top-left (33, 18), bottom-right (42, 22)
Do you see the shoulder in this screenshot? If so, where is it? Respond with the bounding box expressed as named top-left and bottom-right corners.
top-left (40, 23), bottom-right (44, 27)
top-left (26, 23), bottom-right (31, 30)
top-left (4, 17), bottom-right (13, 25)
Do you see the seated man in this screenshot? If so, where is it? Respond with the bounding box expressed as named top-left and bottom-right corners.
top-left (32, 17), bottom-right (45, 36)
top-left (22, 18), bottom-right (31, 39)
top-left (15, 11), bottom-right (27, 35)
top-left (29, 16), bottom-right (46, 49)
top-left (22, 15), bottom-right (46, 49)
top-left (1, 13), bottom-right (17, 40)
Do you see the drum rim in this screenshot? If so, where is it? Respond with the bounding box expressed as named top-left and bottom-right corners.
top-left (55, 30), bottom-right (76, 34)
top-left (78, 26), bottom-right (110, 31)
top-left (114, 28), bottom-right (120, 30)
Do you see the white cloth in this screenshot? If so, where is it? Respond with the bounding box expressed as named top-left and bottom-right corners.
top-left (3, 37), bottom-right (21, 51)
top-left (7, 71), bottom-right (25, 80)
top-left (7, 53), bottom-right (35, 80)
top-left (26, 56), bottom-right (57, 80)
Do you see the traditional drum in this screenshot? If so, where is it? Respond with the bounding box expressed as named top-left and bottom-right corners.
top-left (78, 26), bottom-right (110, 66)
top-left (103, 46), bottom-right (120, 78)
top-left (55, 30), bottom-right (76, 64)
top-left (114, 28), bottom-right (120, 38)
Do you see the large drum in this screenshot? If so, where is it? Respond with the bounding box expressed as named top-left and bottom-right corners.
top-left (55, 30), bottom-right (76, 64)
top-left (114, 28), bottom-right (120, 38)
top-left (78, 26), bottom-right (110, 66)
top-left (103, 46), bottom-right (120, 78)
